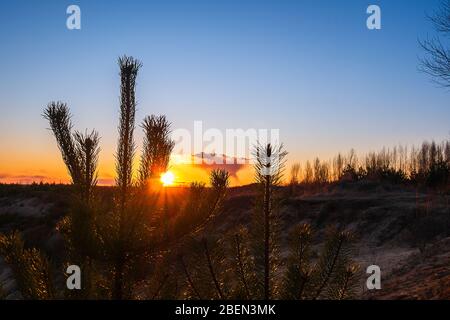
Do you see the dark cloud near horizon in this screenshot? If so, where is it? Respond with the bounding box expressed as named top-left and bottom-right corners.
top-left (0, 173), bottom-right (49, 180)
top-left (0, 173), bottom-right (64, 184)
top-left (189, 153), bottom-right (250, 178)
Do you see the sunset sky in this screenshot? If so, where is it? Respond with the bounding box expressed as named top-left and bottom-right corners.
top-left (0, 0), bottom-right (449, 186)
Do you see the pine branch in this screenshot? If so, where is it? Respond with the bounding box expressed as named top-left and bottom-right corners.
top-left (113, 55), bottom-right (142, 299)
top-left (116, 55), bottom-right (141, 201)
top-left (74, 130), bottom-right (100, 203)
top-left (311, 229), bottom-right (354, 300)
top-left (253, 143), bottom-right (287, 300)
top-left (179, 255), bottom-right (202, 299)
top-left (283, 224), bottom-right (313, 299)
top-left (0, 232), bottom-right (55, 300)
top-left (202, 238), bottom-right (224, 299)
top-left (139, 115), bottom-right (174, 187)
top-left (335, 264), bottom-right (360, 300)
top-left (181, 170), bottom-right (230, 237)
top-left (43, 102), bottom-right (82, 186)
top-left (151, 273), bottom-right (169, 300)
top-left (233, 233), bottom-right (251, 299)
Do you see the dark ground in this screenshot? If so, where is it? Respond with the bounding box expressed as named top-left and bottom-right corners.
top-left (1, 181), bottom-right (449, 299)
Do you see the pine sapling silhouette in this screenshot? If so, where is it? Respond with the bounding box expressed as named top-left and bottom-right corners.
top-left (108, 55), bottom-right (144, 299)
top-left (201, 237), bottom-right (226, 299)
top-left (171, 170), bottom-right (230, 242)
top-left (230, 228), bottom-right (259, 299)
top-left (139, 115), bottom-right (175, 187)
top-left (0, 232), bottom-right (54, 299)
top-left (178, 235), bottom-right (231, 300)
top-left (138, 115), bottom-right (175, 241)
top-left (43, 102), bottom-right (101, 298)
top-left (282, 225), bottom-right (359, 300)
top-left (282, 224), bottom-right (313, 300)
top-left (43, 102), bottom-right (83, 188)
top-left (172, 143), bottom-right (361, 301)
top-left (309, 228), bottom-right (358, 300)
top-left (113, 54), bottom-right (140, 265)
top-left (74, 130), bottom-right (100, 204)
top-left (253, 143), bottom-right (287, 300)
top-left (39, 55), bottom-right (177, 299)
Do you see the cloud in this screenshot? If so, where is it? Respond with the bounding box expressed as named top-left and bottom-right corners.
top-left (189, 153), bottom-right (250, 178)
top-left (0, 172), bottom-right (117, 186)
top-left (97, 178), bottom-right (115, 186)
top-left (0, 173), bottom-right (66, 184)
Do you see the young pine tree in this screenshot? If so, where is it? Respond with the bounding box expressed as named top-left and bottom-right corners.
top-left (43, 102), bottom-right (101, 298)
top-left (175, 144), bottom-right (360, 301)
top-left (252, 143), bottom-right (287, 300)
top-left (0, 232), bottom-right (54, 299)
top-left (282, 225), bottom-right (360, 300)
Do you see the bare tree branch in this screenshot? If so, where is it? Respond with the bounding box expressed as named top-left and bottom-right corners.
top-left (420, 1), bottom-right (450, 87)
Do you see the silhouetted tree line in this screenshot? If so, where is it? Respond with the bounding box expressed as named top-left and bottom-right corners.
top-left (289, 141), bottom-right (450, 190)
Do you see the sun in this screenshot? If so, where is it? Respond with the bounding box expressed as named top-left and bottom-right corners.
top-left (160, 171), bottom-right (175, 186)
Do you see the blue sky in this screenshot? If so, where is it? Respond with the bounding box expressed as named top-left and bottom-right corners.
top-left (0, 0), bottom-right (449, 182)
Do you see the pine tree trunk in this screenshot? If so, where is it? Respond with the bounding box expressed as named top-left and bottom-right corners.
top-left (203, 239), bottom-right (224, 299)
top-left (264, 174), bottom-right (271, 300)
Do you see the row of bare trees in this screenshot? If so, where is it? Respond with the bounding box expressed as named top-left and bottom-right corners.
top-left (290, 141), bottom-right (450, 188)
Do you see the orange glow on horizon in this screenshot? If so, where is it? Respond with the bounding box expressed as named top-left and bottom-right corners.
top-left (0, 153), bottom-right (255, 187)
